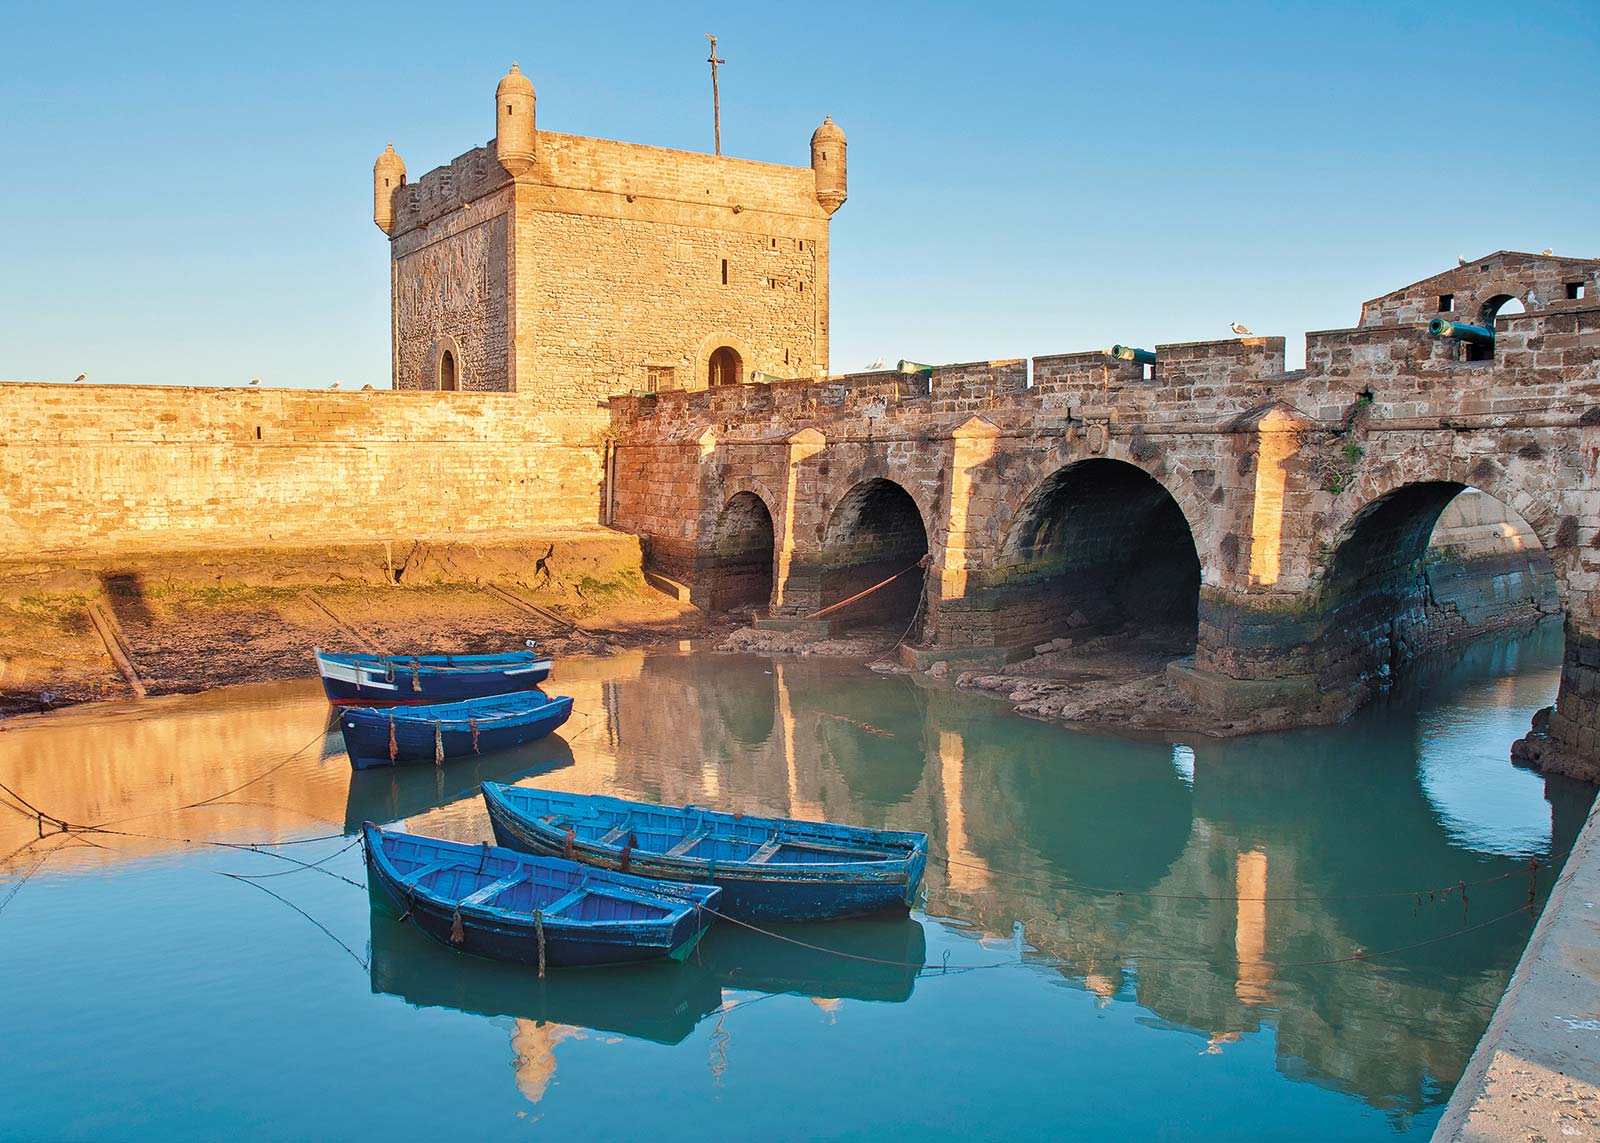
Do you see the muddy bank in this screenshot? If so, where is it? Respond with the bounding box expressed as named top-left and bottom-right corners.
top-left (718, 620), bottom-right (1244, 737)
top-left (0, 531), bottom-right (732, 717)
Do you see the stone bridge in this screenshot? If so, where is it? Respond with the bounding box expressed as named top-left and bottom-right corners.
top-left (607, 253), bottom-right (1600, 779)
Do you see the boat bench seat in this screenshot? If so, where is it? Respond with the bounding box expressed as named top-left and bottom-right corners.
top-left (539, 886), bottom-right (589, 917)
top-left (397, 861), bottom-right (452, 887)
top-left (748, 838), bottom-right (784, 864)
top-left (599, 818), bottom-right (636, 845)
top-left (458, 872), bottom-right (526, 909)
top-left (665, 830), bottom-right (708, 857)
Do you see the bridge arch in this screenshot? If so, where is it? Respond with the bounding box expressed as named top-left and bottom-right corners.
top-left (978, 458), bottom-right (1202, 653)
top-left (706, 489), bottom-right (778, 613)
top-left (1313, 479), bottom-right (1562, 695)
top-left (817, 477), bottom-right (930, 630)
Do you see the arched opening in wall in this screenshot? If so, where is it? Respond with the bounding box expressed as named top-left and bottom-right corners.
top-left (820, 479), bottom-right (929, 633)
top-left (708, 346), bottom-right (742, 388)
top-left (1318, 483), bottom-right (1561, 694)
top-left (992, 460), bottom-right (1200, 656)
top-left (1469, 294), bottom-right (1526, 361)
top-left (439, 349), bottom-right (458, 391)
top-left (709, 492), bottom-right (775, 614)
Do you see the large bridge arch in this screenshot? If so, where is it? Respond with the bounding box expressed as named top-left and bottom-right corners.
top-left (705, 489), bottom-right (778, 613)
top-left (815, 477), bottom-right (931, 630)
top-left (1302, 475), bottom-right (1564, 717)
top-left (935, 456), bottom-right (1203, 654)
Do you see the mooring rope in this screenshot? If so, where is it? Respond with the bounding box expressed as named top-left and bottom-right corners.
top-left (806, 556), bottom-right (930, 621)
top-left (924, 845), bottom-right (1565, 905)
top-left (217, 872), bottom-right (370, 970)
top-left (700, 893), bottom-right (1544, 977)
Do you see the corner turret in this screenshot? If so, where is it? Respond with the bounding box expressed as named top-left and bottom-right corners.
top-left (372, 144), bottom-right (406, 234)
top-left (495, 63), bottom-right (538, 177)
top-left (811, 115), bottom-right (847, 215)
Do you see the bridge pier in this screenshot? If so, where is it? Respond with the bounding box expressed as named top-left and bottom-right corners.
top-left (1514, 621), bottom-right (1600, 783)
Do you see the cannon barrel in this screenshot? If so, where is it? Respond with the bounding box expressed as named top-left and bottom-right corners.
top-left (1111, 344), bottom-right (1157, 365)
top-left (1429, 318), bottom-right (1495, 346)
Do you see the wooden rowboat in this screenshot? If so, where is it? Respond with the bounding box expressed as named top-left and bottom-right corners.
top-left (481, 784), bottom-right (929, 922)
top-left (338, 692), bottom-right (572, 770)
top-left (362, 824), bottom-right (720, 968)
top-left (314, 647), bottom-right (552, 706)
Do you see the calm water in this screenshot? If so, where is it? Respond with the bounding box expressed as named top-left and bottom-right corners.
top-left (0, 624), bottom-right (1591, 1142)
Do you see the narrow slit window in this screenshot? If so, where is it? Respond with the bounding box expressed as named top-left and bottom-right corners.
top-left (720, 259), bottom-right (728, 285)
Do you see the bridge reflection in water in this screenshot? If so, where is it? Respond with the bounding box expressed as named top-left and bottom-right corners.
top-left (0, 629), bottom-right (1589, 1132)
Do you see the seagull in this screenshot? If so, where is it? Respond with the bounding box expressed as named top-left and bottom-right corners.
top-left (1457, 255), bottom-right (1468, 266)
top-left (73, 373), bottom-right (86, 382)
top-left (1542, 248), bottom-right (1553, 256)
top-left (249, 378), bottom-right (261, 386)
top-left (330, 382), bottom-right (341, 390)
top-left (1229, 321), bottom-right (1252, 336)
top-left (361, 383), bottom-right (374, 391)
top-left (865, 357), bottom-right (884, 370)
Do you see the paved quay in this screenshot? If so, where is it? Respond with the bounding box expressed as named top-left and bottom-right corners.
top-left (1436, 794), bottom-right (1600, 1141)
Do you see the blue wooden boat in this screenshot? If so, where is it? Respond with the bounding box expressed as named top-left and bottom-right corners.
top-left (314, 646), bottom-right (552, 706)
top-left (481, 784), bottom-right (929, 921)
top-left (339, 692), bottom-right (573, 770)
top-left (362, 824), bottom-right (720, 968)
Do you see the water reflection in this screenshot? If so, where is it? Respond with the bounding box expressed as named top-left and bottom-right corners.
top-left (0, 623), bottom-right (1590, 1137)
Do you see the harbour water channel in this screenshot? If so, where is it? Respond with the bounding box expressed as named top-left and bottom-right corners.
top-left (0, 623), bottom-right (1591, 1141)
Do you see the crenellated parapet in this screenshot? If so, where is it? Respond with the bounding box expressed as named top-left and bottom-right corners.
top-left (375, 63), bottom-right (845, 397)
top-left (607, 254), bottom-right (1600, 776)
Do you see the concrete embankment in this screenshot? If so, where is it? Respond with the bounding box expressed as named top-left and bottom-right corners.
top-left (1435, 796), bottom-right (1600, 1140)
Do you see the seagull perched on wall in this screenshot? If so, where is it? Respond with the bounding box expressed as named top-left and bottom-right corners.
top-left (865, 357), bottom-right (884, 370)
top-left (330, 382), bottom-right (342, 390)
top-left (1542, 248), bottom-right (1554, 256)
top-left (1457, 255), bottom-right (1469, 266)
top-left (249, 378), bottom-right (261, 386)
top-left (1230, 321), bottom-right (1252, 336)
top-left (73, 373), bottom-right (86, 382)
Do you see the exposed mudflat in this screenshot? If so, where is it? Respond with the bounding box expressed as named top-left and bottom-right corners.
top-left (717, 620), bottom-right (1301, 739)
top-left (0, 537), bottom-right (733, 716)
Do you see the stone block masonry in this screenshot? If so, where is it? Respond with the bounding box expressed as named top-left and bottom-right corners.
top-left (608, 252), bottom-right (1600, 779)
top-left (377, 65), bottom-right (842, 407)
top-left (0, 382), bottom-right (602, 553)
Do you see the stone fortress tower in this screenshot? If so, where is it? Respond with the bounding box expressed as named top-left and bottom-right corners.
top-left (373, 63), bottom-right (846, 416)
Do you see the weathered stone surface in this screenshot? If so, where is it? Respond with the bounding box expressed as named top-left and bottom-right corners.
top-left (611, 253), bottom-right (1600, 760)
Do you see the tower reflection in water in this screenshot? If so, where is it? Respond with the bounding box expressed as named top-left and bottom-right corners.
top-left (433, 629), bottom-right (1583, 1120)
top-left (3, 627), bottom-right (1587, 1124)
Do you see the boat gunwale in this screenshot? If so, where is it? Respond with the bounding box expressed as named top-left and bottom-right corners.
top-left (343, 694), bottom-right (573, 728)
top-left (362, 824), bottom-right (719, 939)
top-left (316, 647), bottom-right (547, 672)
top-left (482, 784), bottom-right (929, 885)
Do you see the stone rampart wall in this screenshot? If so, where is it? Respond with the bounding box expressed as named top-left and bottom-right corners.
top-left (0, 383), bottom-right (602, 554)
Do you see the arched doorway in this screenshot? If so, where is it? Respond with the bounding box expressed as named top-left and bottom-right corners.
top-left (707, 346), bottom-right (742, 387)
top-left (439, 349), bottom-right (458, 391)
top-left (709, 491), bottom-right (775, 613)
top-left (991, 459), bottom-right (1200, 653)
top-left (820, 479), bottom-right (929, 631)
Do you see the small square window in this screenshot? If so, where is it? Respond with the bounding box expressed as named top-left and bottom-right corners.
top-left (1438, 293), bottom-right (1454, 312)
top-left (1567, 282), bottom-right (1586, 300)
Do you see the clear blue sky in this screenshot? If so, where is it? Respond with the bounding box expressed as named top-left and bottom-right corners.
top-left (1, 1), bottom-right (1595, 387)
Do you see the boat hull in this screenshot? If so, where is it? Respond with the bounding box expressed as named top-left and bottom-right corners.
top-left (340, 695), bottom-right (572, 770)
top-left (362, 824), bottom-right (718, 969)
top-left (482, 784), bottom-right (928, 923)
top-left (316, 649), bottom-right (551, 706)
